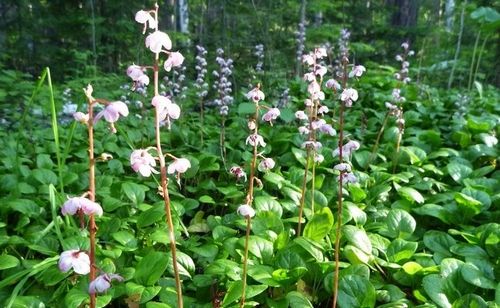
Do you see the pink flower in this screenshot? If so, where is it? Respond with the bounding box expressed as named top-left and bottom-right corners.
top-left (73, 112), bottom-right (89, 124)
top-left (301, 141), bottom-right (322, 150)
top-left (89, 273), bottom-right (123, 294)
top-left (315, 65), bottom-right (327, 77)
top-left (246, 88), bottom-right (265, 102)
top-left (135, 10), bottom-right (157, 30)
top-left (340, 88), bottom-right (358, 107)
top-left (349, 65), bottom-right (366, 78)
top-left (164, 52), bottom-right (185, 72)
top-left (130, 149), bottom-right (158, 177)
top-left (246, 134), bottom-right (266, 147)
top-left (258, 158), bottom-right (275, 172)
top-left (298, 126), bottom-right (310, 135)
top-left (145, 31), bottom-right (172, 53)
top-left (401, 42), bottom-right (409, 50)
top-left (167, 158), bottom-right (191, 174)
top-left (237, 204), bottom-right (255, 218)
top-left (315, 48), bottom-right (327, 59)
top-left (318, 106), bottom-right (329, 115)
top-left (295, 110), bottom-right (308, 120)
top-left (302, 54), bottom-right (315, 66)
top-left (230, 166), bottom-right (247, 182)
top-left (152, 95), bottom-right (181, 121)
top-left (59, 250), bottom-right (90, 275)
top-left (319, 124), bottom-right (336, 136)
top-left (333, 140), bottom-right (360, 157)
top-left (314, 153), bottom-right (324, 163)
top-left (94, 101), bottom-right (129, 123)
top-left (303, 72), bottom-right (315, 82)
top-left (325, 79), bottom-right (341, 90)
top-left (338, 172), bottom-right (357, 185)
top-left (308, 81), bottom-right (321, 96)
top-left (334, 163), bottom-right (351, 172)
top-left (395, 55), bottom-right (403, 62)
top-left (262, 108), bottom-right (280, 123)
top-left (61, 197), bottom-right (103, 217)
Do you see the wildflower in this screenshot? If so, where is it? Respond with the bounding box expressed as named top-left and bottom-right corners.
top-left (246, 88), bottom-right (265, 103)
top-left (340, 88), bottom-right (358, 107)
top-left (332, 140), bottom-right (360, 157)
top-left (319, 123), bottom-right (336, 136)
top-left (246, 134), bottom-right (266, 148)
top-left (145, 31), bottom-right (172, 53)
top-left (89, 273), bottom-right (124, 294)
top-left (58, 250), bottom-right (90, 275)
top-left (349, 65), bottom-right (366, 78)
top-left (334, 163), bottom-right (351, 172)
top-left (318, 106), bottom-right (329, 115)
top-left (315, 65), bottom-right (327, 77)
top-left (325, 79), bottom-right (341, 90)
top-left (295, 110), bottom-right (308, 120)
top-left (311, 119), bottom-right (326, 130)
top-left (298, 126), bottom-right (310, 135)
top-left (230, 166), bottom-right (247, 181)
top-left (167, 158), bottom-right (191, 175)
top-left (262, 108), bottom-right (280, 123)
top-left (94, 101), bottom-right (129, 124)
top-left (135, 10), bottom-right (156, 30)
top-left (130, 149), bottom-right (158, 177)
top-left (303, 72), bottom-right (315, 82)
top-left (237, 204), bottom-right (256, 218)
top-left (152, 95), bottom-right (181, 120)
top-left (302, 54), bottom-right (315, 66)
top-left (73, 112), bottom-right (89, 124)
top-left (395, 55), bottom-right (403, 62)
top-left (164, 51), bottom-right (185, 72)
top-left (301, 141), bottom-right (322, 150)
top-left (401, 42), bottom-right (409, 50)
top-left (314, 153), bottom-right (324, 163)
top-left (315, 48), bottom-right (327, 59)
top-left (258, 158), bottom-right (275, 172)
top-left (61, 197), bottom-right (103, 217)
top-left (338, 172), bottom-right (357, 185)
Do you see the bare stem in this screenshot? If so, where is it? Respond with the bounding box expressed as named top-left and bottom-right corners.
top-left (87, 99), bottom-right (96, 308)
top-left (220, 117), bottom-right (227, 170)
top-left (392, 131), bottom-right (403, 174)
top-left (152, 4), bottom-right (183, 307)
top-left (367, 112), bottom-right (389, 168)
top-left (297, 150), bottom-right (311, 236)
top-left (240, 217), bottom-right (252, 308)
top-left (200, 99), bottom-right (204, 145)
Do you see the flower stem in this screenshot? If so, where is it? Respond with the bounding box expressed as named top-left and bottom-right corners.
top-left (152, 5), bottom-right (183, 307)
top-left (240, 100), bottom-right (260, 307)
top-left (87, 98), bottom-right (96, 308)
top-left (200, 99), bottom-right (204, 145)
top-left (392, 131), bottom-right (402, 174)
top-left (333, 59), bottom-right (348, 308)
top-left (367, 112), bottom-right (389, 168)
top-left (297, 150), bottom-right (311, 236)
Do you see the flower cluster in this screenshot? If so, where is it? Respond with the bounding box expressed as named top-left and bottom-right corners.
top-left (295, 22), bottom-right (306, 63)
top-left (386, 42), bottom-right (414, 132)
top-left (296, 48), bottom-right (335, 163)
top-left (194, 45), bottom-right (209, 99)
top-left (212, 48), bottom-right (234, 116)
top-left (333, 28), bottom-right (351, 77)
top-left (254, 44), bottom-right (264, 73)
top-left (127, 65), bottom-right (150, 91)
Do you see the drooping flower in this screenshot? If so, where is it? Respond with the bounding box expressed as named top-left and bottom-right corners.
top-left (246, 134), bottom-right (266, 148)
top-left (145, 31), bottom-right (172, 53)
top-left (167, 158), bottom-right (191, 175)
top-left (315, 47), bottom-right (327, 59)
top-left (298, 126), bottom-right (310, 135)
top-left (61, 197), bottom-right (103, 217)
top-left (317, 106), bottom-right (329, 115)
top-left (130, 149), bottom-right (158, 177)
top-left (58, 250), bottom-right (90, 275)
top-left (325, 79), bottom-right (341, 90)
top-left (94, 101), bottom-right (129, 124)
top-left (237, 204), bottom-right (255, 218)
top-left (319, 123), bottom-right (336, 136)
top-left (301, 141), bottom-right (322, 150)
top-left (262, 108), bottom-right (280, 123)
top-left (295, 110), bottom-right (308, 120)
top-left (334, 163), bottom-right (351, 172)
top-left (73, 112), bottom-right (89, 124)
top-left (135, 10), bottom-right (156, 30)
top-left (258, 158), bottom-right (275, 172)
top-left (349, 65), bottom-right (366, 78)
top-left (246, 88), bottom-right (265, 103)
top-left (152, 95), bottom-right (181, 121)
top-left (340, 88), bottom-right (358, 106)
top-left (126, 65), bottom-right (150, 87)
top-left (332, 140), bottom-right (360, 157)
top-left (89, 273), bottom-right (124, 294)
top-left (338, 172), bottom-right (358, 185)
top-left (164, 51), bottom-right (185, 72)
top-left (230, 166), bottom-right (247, 182)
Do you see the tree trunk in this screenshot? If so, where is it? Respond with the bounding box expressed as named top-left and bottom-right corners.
top-left (444, 0), bottom-right (455, 31)
top-left (388, 0), bottom-right (420, 27)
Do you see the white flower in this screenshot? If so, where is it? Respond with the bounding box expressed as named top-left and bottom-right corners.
top-left (58, 250), bottom-right (90, 275)
top-left (332, 140), bottom-right (360, 157)
top-left (258, 158), bottom-right (275, 172)
top-left (395, 55), bottom-right (403, 62)
top-left (246, 134), bottom-right (266, 148)
top-left (298, 126), bottom-right (310, 135)
top-left (349, 65), bottom-right (366, 78)
top-left (319, 124), bottom-right (336, 136)
top-left (145, 31), bottom-right (172, 53)
top-left (152, 95), bottom-right (181, 120)
top-left (401, 42), bottom-right (409, 50)
top-left (73, 112), bottom-right (89, 124)
top-left (135, 10), bottom-right (156, 29)
top-left (311, 119), bottom-right (326, 130)
top-left (167, 158), bottom-right (191, 174)
top-left (94, 101), bottom-right (129, 123)
top-left (246, 88), bottom-right (265, 102)
top-left (230, 166), bottom-right (247, 181)
top-left (340, 88), bottom-right (358, 104)
top-left (315, 48), bottom-right (327, 59)
top-left (237, 204), bottom-right (255, 218)
top-left (301, 141), bottom-right (322, 150)
top-left (89, 273), bottom-right (123, 294)
top-left (314, 154), bottom-right (324, 163)
top-left (325, 79), bottom-right (341, 90)
top-left (334, 163), bottom-right (351, 172)
top-left (61, 197), bottom-right (103, 217)
top-left (164, 52), bottom-right (185, 72)
top-left (130, 149), bottom-right (158, 177)
top-left (338, 172), bottom-right (358, 185)
top-left (302, 54), bottom-right (315, 66)
top-left (317, 106), bottom-right (329, 115)
top-left (262, 108), bottom-right (280, 123)
top-left (295, 110), bottom-right (308, 120)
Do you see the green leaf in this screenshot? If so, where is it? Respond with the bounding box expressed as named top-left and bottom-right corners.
top-left (294, 237), bottom-right (324, 261)
top-left (0, 255), bottom-right (20, 270)
top-left (65, 288), bottom-right (88, 307)
top-left (205, 259), bottom-right (242, 281)
top-left (122, 182), bottom-right (148, 204)
top-left (381, 209), bottom-right (416, 239)
top-left (303, 207), bottom-right (334, 242)
top-left (32, 168), bottom-right (58, 185)
top-left (140, 286), bottom-right (162, 304)
top-left (386, 239), bottom-right (418, 263)
top-left (134, 251), bottom-right (169, 286)
top-left (168, 250), bottom-right (195, 279)
top-left (338, 275), bottom-right (376, 308)
top-left (452, 294), bottom-right (488, 308)
top-left (446, 162), bottom-right (472, 183)
top-left (137, 206), bottom-right (164, 228)
top-left (343, 225), bottom-right (372, 255)
top-left (422, 274), bottom-right (452, 308)
top-left (238, 102), bottom-right (257, 115)
top-left (247, 265), bottom-right (281, 287)
top-left (397, 187), bottom-right (424, 204)
top-left (238, 236), bottom-right (273, 262)
top-left (199, 195), bottom-right (215, 204)
top-left (222, 280), bottom-right (267, 306)
top-left (285, 291), bottom-right (313, 308)
top-left (112, 230), bottom-right (137, 250)
top-left (423, 231), bottom-right (456, 261)
top-left (461, 263), bottom-right (496, 289)
top-left (254, 196), bottom-right (283, 218)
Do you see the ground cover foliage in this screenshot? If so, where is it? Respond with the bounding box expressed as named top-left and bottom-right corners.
top-left (0, 2), bottom-right (499, 308)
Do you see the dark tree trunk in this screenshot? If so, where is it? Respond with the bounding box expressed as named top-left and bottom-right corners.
top-left (387, 0), bottom-right (420, 28)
